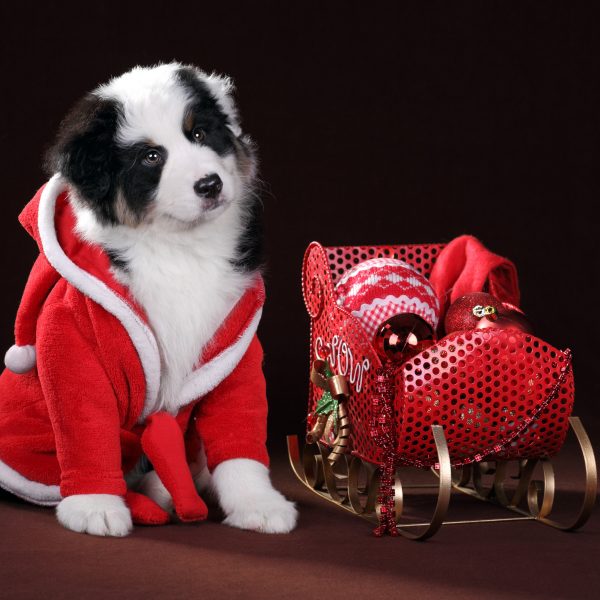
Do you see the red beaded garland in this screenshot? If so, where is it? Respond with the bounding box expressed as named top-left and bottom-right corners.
top-left (370, 362), bottom-right (399, 536)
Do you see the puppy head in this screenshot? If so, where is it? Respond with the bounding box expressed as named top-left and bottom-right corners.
top-left (46, 63), bottom-right (257, 228)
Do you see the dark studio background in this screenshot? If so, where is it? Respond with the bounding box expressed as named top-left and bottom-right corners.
top-left (1, 3), bottom-right (600, 600)
top-left (0, 2), bottom-right (598, 448)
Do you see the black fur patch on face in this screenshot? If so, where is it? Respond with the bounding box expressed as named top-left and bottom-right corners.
top-left (176, 67), bottom-right (236, 156)
top-left (45, 95), bottom-right (166, 226)
top-left (117, 142), bottom-right (168, 220)
top-left (177, 67), bottom-right (264, 272)
top-left (45, 94), bottom-right (122, 223)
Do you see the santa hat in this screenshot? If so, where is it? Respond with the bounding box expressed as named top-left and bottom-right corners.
top-left (4, 254), bottom-right (60, 374)
top-left (336, 258), bottom-right (440, 339)
top-left (429, 235), bottom-right (520, 320)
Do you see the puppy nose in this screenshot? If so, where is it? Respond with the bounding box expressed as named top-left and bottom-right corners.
top-left (194, 174), bottom-right (223, 199)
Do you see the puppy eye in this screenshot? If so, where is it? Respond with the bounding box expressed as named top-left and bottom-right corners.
top-left (192, 127), bottom-right (206, 142)
top-left (143, 149), bottom-right (163, 166)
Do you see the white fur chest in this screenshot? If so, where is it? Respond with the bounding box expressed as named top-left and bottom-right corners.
top-left (73, 203), bottom-right (252, 415)
top-left (124, 239), bottom-right (250, 414)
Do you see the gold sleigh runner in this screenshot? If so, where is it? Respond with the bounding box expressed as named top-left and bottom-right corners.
top-left (288, 416), bottom-right (597, 541)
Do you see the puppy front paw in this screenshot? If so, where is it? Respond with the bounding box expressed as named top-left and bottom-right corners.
top-left (223, 491), bottom-right (298, 534)
top-left (56, 494), bottom-right (133, 537)
top-left (213, 458), bottom-right (298, 534)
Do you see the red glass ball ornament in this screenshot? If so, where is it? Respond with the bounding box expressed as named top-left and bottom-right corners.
top-left (374, 314), bottom-right (435, 363)
top-left (476, 302), bottom-right (533, 334)
top-left (444, 292), bottom-right (503, 334)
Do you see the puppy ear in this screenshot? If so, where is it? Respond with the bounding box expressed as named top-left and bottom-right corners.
top-left (203, 72), bottom-right (243, 137)
top-left (45, 94), bottom-right (121, 221)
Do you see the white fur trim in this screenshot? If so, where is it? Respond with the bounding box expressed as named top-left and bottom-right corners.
top-left (4, 344), bottom-right (36, 374)
top-left (0, 457), bottom-right (61, 506)
top-left (38, 175), bottom-right (162, 411)
top-left (147, 308), bottom-right (263, 420)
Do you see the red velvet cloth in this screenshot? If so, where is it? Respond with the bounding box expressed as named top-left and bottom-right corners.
top-left (429, 235), bottom-right (520, 320)
top-left (125, 490), bottom-right (171, 525)
top-left (0, 268), bottom-right (270, 498)
top-left (142, 413), bottom-right (208, 522)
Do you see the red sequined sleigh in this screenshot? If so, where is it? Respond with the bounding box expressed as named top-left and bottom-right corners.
top-left (287, 242), bottom-right (597, 539)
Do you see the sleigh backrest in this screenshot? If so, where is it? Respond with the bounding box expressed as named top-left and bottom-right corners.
top-left (324, 244), bottom-right (445, 284)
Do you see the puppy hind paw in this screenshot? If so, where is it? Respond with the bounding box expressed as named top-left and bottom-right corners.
top-left (137, 469), bottom-right (174, 513)
top-left (56, 494), bottom-right (133, 537)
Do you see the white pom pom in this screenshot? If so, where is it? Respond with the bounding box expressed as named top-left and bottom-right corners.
top-left (4, 344), bottom-right (36, 374)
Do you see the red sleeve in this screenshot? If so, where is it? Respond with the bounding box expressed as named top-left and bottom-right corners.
top-left (193, 335), bottom-right (269, 472)
top-left (36, 300), bottom-right (126, 497)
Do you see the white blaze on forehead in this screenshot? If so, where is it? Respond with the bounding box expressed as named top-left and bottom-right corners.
top-left (94, 62), bottom-right (241, 144)
top-left (95, 63), bottom-right (189, 147)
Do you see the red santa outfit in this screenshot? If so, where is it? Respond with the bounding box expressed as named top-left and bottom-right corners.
top-left (0, 175), bottom-right (269, 520)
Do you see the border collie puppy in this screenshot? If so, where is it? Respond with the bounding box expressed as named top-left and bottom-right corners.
top-left (0, 63), bottom-right (297, 536)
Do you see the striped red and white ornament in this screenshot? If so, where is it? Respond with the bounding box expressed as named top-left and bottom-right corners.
top-left (335, 258), bottom-right (440, 340)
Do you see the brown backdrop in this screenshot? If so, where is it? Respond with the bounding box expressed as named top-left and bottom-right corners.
top-left (0, 2), bottom-right (597, 451)
top-left (1, 4), bottom-right (599, 600)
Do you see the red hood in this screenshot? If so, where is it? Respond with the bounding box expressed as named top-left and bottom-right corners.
top-left (19, 183), bottom-right (149, 322)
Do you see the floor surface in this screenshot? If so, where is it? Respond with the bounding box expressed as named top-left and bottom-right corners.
top-left (1, 436), bottom-right (599, 600)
